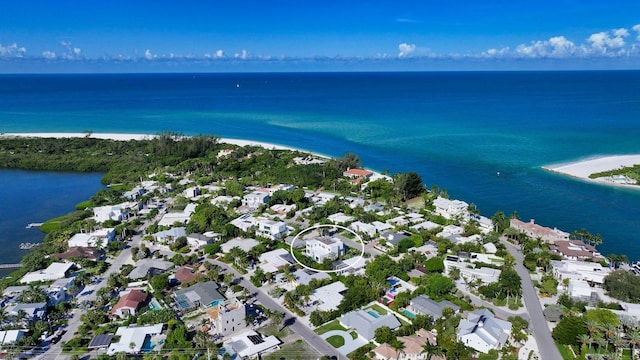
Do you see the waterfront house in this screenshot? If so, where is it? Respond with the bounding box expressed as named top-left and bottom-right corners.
top-left (433, 196), bottom-right (469, 220)
top-left (68, 228), bottom-right (115, 248)
top-left (457, 309), bottom-right (512, 354)
top-left (551, 260), bottom-right (611, 285)
top-left (52, 246), bottom-right (104, 261)
top-left (20, 262), bottom-right (74, 284)
top-left (549, 240), bottom-right (604, 262)
top-left (509, 218), bottom-right (570, 243)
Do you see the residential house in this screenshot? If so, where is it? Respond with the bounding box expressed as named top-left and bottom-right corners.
top-left (468, 213), bottom-right (494, 234)
top-left (153, 227), bottom-right (187, 243)
top-left (444, 254), bottom-right (501, 284)
top-left (107, 324), bottom-right (165, 355)
top-left (568, 279), bottom-right (595, 301)
top-left (350, 221), bottom-right (377, 237)
top-left (21, 262), bottom-right (74, 284)
top-left (292, 269), bottom-right (331, 286)
top-left (549, 240), bottom-right (604, 262)
top-left (270, 203), bottom-right (296, 215)
top-left (333, 256), bottom-right (369, 275)
top-left (242, 191), bottom-right (270, 208)
top-left (128, 259), bottom-right (174, 280)
top-left (384, 277), bottom-right (417, 305)
top-left (186, 233), bottom-right (213, 248)
top-left (93, 204), bottom-right (131, 223)
top-left (173, 265), bottom-right (201, 284)
top-left (51, 247), bottom-right (103, 261)
top-left (509, 218), bottom-right (570, 244)
top-left (312, 281), bottom-right (347, 312)
top-left (174, 281), bottom-right (225, 311)
top-left (206, 298), bottom-right (246, 336)
top-left (221, 238), bottom-right (260, 254)
top-left (68, 228), bottom-right (116, 248)
top-left (5, 302), bottom-right (47, 323)
top-left (372, 221), bottom-right (393, 233)
top-left (46, 277), bottom-right (75, 306)
top-left (257, 249), bottom-right (294, 274)
top-left (256, 219), bottom-right (288, 240)
top-left (327, 212), bottom-right (355, 224)
top-left (380, 231), bottom-right (409, 247)
top-left (343, 168), bottom-right (374, 185)
top-left (408, 295), bottom-right (460, 319)
top-left (551, 260), bottom-right (611, 285)
top-left (433, 196), bottom-right (469, 220)
top-left (110, 289), bottom-right (148, 319)
top-left (0, 330), bottom-right (25, 345)
top-left (223, 330), bottom-right (281, 359)
top-left (157, 203), bottom-right (197, 227)
top-left (374, 329), bottom-right (442, 360)
top-left (411, 221), bottom-right (441, 232)
top-left (340, 309), bottom-right (401, 341)
top-left (183, 186), bottom-right (201, 198)
top-left (457, 309), bottom-right (512, 353)
top-left (305, 237), bottom-right (344, 262)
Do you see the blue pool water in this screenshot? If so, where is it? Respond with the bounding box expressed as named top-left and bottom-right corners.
top-left (402, 309), bottom-right (417, 319)
top-left (367, 310), bottom-right (380, 318)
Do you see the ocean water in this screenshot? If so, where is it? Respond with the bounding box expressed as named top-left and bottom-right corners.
top-left (1, 71), bottom-right (639, 259)
top-left (0, 170), bottom-right (103, 272)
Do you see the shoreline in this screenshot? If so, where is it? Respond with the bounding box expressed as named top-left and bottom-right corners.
top-left (543, 154), bottom-right (640, 191)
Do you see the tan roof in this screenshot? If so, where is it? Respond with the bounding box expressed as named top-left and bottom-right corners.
top-left (550, 240), bottom-right (603, 260)
top-left (175, 265), bottom-right (198, 284)
top-left (52, 247), bottom-right (102, 260)
top-left (344, 168), bottom-right (373, 177)
top-left (374, 343), bottom-right (400, 359)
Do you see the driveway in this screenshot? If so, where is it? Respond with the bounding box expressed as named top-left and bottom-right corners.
top-left (320, 330), bottom-right (368, 356)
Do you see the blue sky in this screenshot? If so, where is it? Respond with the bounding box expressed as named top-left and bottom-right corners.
top-left (1, 1), bottom-right (640, 72)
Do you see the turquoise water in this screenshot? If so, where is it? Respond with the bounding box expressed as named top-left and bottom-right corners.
top-left (149, 298), bottom-right (163, 311)
top-left (402, 309), bottom-right (417, 319)
top-left (367, 310), bottom-right (380, 318)
top-left (1, 72), bottom-right (639, 259)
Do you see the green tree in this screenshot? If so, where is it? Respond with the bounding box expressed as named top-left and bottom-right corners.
top-left (150, 274), bottom-right (170, 291)
top-left (374, 326), bottom-right (395, 344)
top-left (552, 315), bottom-right (588, 345)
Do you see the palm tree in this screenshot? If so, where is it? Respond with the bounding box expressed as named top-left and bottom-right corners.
top-left (610, 334), bottom-right (627, 356)
top-left (586, 320), bottom-right (602, 337)
top-left (271, 311), bottom-right (284, 331)
top-left (628, 331), bottom-right (640, 359)
top-left (595, 336), bottom-right (608, 353)
top-left (578, 334), bottom-right (591, 351)
top-left (389, 339), bottom-right (405, 360)
top-left (422, 341), bottom-right (445, 360)
top-left (603, 322), bottom-right (617, 340)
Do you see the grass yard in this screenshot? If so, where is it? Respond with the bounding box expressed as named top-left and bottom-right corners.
top-left (365, 303), bottom-right (388, 315)
top-left (263, 339), bottom-right (320, 360)
top-left (326, 335), bottom-right (345, 348)
top-left (315, 320), bottom-right (348, 335)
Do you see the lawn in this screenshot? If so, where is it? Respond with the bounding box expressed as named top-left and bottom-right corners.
top-left (326, 335), bottom-right (345, 348)
top-left (263, 339), bottom-right (320, 360)
top-left (315, 320), bottom-right (348, 335)
top-left (555, 341), bottom-right (577, 360)
top-left (365, 303), bottom-right (388, 315)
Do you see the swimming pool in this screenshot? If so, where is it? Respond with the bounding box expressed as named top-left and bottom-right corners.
top-left (149, 298), bottom-right (162, 311)
top-left (401, 309), bottom-right (416, 319)
top-left (367, 310), bottom-right (380, 318)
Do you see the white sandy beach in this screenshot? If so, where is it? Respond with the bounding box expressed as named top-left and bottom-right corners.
top-left (543, 155), bottom-right (640, 189)
top-left (0, 132), bottom-right (301, 152)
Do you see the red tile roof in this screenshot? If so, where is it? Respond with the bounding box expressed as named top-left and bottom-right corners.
top-left (110, 290), bottom-right (147, 314)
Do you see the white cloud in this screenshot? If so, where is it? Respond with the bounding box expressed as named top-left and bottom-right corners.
top-left (144, 49), bottom-right (156, 60)
top-left (633, 24), bottom-right (640, 41)
top-left (482, 47), bottom-right (510, 58)
top-left (398, 43), bottom-right (416, 57)
top-left (59, 41), bottom-right (81, 59)
top-left (215, 49), bottom-right (224, 58)
top-left (0, 43), bottom-right (26, 58)
top-left (588, 29), bottom-right (628, 55)
top-left (234, 50), bottom-right (248, 59)
top-left (42, 51), bottom-right (56, 59)
top-left (513, 36), bottom-right (578, 58)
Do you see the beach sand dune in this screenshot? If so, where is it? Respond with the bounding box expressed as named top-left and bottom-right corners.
top-left (543, 155), bottom-right (640, 190)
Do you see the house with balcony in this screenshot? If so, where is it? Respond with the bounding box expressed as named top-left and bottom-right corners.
top-left (305, 237), bottom-right (344, 262)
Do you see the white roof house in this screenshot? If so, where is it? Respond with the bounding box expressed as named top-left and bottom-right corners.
top-left (257, 249), bottom-right (294, 274)
top-left (107, 324), bottom-right (164, 355)
top-left (242, 191), bottom-right (270, 208)
top-left (157, 203), bottom-right (197, 227)
top-left (312, 281), bottom-right (347, 311)
top-left (21, 262), bottom-right (74, 284)
top-left (68, 228), bottom-right (115, 248)
top-left (444, 255), bottom-right (501, 284)
top-left (340, 309), bottom-right (401, 341)
top-left (221, 238), bottom-right (260, 254)
top-left (411, 220), bottom-right (441, 232)
top-left (223, 329), bottom-right (281, 359)
top-left (327, 212), bottom-right (355, 224)
top-left (568, 279), bottom-right (594, 300)
top-left (211, 195), bottom-right (240, 206)
top-left (230, 214), bottom-right (258, 232)
top-left (333, 256), bottom-right (369, 275)
top-left (305, 237), bottom-right (344, 262)
top-left (350, 221), bottom-right (377, 237)
top-left (551, 260), bottom-right (611, 285)
top-left (468, 213), bottom-right (494, 234)
top-left (93, 205), bottom-right (129, 223)
top-left (433, 196), bottom-right (469, 220)
top-left (0, 330), bottom-right (25, 345)
top-left (186, 233), bottom-right (212, 248)
top-left (256, 219), bottom-right (288, 240)
top-left (372, 221), bottom-right (393, 233)
top-left (292, 269), bottom-right (331, 286)
top-left (457, 309), bottom-right (512, 353)
top-left (153, 227), bottom-right (187, 243)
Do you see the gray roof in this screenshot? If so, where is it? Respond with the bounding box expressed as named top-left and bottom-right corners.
top-left (380, 232), bottom-right (409, 245)
top-left (409, 295), bottom-right (460, 319)
top-left (128, 259), bottom-right (174, 280)
top-left (340, 309), bottom-right (401, 341)
top-left (457, 309), bottom-right (512, 349)
top-left (174, 281), bottom-right (225, 310)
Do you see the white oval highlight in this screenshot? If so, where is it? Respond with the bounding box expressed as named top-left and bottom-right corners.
top-left (290, 224), bottom-right (365, 273)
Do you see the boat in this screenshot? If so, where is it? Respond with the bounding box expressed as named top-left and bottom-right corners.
top-left (19, 242), bottom-right (40, 250)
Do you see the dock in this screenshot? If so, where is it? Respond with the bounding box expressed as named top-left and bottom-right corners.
top-left (26, 223), bottom-right (44, 229)
top-left (0, 264), bottom-right (21, 269)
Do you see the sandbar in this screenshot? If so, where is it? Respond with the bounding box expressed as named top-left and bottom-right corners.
top-left (543, 155), bottom-right (640, 189)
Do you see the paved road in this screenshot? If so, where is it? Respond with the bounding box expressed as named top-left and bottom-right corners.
top-left (455, 282), bottom-right (530, 321)
top-left (339, 235), bottom-right (384, 257)
top-left (501, 238), bottom-right (561, 360)
top-left (209, 259), bottom-right (348, 360)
